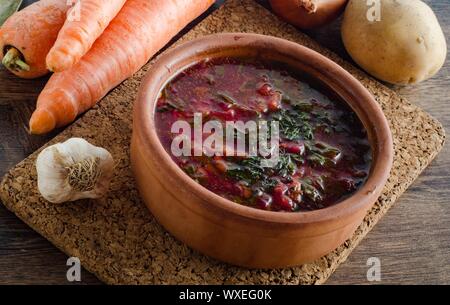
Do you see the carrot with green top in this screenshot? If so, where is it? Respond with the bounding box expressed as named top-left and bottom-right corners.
top-left (29, 0), bottom-right (214, 134)
top-left (0, 0), bottom-right (69, 79)
top-left (46, 0), bottom-right (127, 72)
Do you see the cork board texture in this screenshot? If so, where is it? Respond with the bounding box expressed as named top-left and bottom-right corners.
top-left (0, 0), bottom-right (445, 284)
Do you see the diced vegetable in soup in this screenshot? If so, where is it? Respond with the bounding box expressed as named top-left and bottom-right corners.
top-left (155, 57), bottom-right (372, 212)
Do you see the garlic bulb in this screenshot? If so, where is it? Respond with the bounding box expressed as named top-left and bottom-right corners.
top-left (36, 138), bottom-right (114, 203)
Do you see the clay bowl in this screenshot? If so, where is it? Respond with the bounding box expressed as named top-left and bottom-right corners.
top-left (131, 33), bottom-right (393, 268)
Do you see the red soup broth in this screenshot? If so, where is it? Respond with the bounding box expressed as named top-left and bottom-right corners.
top-left (154, 57), bottom-right (372, 212)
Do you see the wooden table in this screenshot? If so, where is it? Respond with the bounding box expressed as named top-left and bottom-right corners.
top-left (0, 0), bottom-right (448, 285)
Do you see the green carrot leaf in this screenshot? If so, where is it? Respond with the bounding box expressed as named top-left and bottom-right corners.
top-left (0, 0), bottom-right (22, 26)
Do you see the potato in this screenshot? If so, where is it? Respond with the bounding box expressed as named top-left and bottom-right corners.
top-left (341, 0), bottom-right (447, 84)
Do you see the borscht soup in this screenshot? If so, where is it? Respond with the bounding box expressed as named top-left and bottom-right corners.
top-left (154, 57), bottom-right (372, 212)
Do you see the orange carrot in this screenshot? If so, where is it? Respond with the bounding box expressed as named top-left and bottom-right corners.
top-left (46, 0), bottom-right (127, 72)
top-left (0, 0), bottom-right (69, 79)
top-left (29, 0), bottom-right (213, 134)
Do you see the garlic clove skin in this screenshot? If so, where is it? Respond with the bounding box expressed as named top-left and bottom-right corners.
top-left (36, 138), bottom-right (114, 204)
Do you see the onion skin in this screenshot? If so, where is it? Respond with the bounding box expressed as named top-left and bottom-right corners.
top-left (269, 0), bottom-right (348, 29)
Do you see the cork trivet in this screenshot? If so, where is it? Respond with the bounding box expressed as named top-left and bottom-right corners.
top-left (0, 0), bottom-right (445, 284)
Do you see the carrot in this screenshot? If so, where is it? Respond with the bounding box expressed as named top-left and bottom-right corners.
top-left (29, 0), bottom-right (213, 134)
top-left (0, 0), bottom-right (69, 79)
top-left (46, 0), bottom-right (127, 72)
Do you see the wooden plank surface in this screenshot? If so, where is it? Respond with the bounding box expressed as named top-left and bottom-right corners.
top-left (0, 0), bottom-right (448, 284)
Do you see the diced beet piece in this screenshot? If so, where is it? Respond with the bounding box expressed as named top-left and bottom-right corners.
top-left (280, 142), bottom-right (305, 155)
top-left (256, 193), bottom-right (273, 210)
top-left (273, 183), bottom-right (288, 196)
top-left (275, 195), bottom-right (294, 211)
top-left (257, 83), bottom-right (272, 96)
top-left (267, 92), bottom-right (282, 112)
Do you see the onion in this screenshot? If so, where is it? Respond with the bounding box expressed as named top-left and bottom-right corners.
top-left (269, 0), bottom-right (348, 29)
